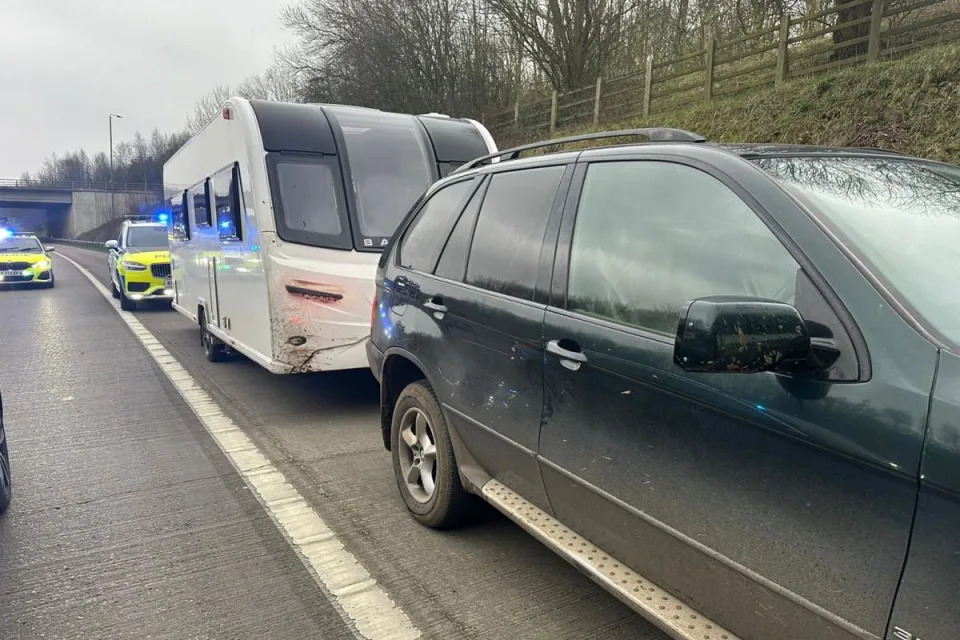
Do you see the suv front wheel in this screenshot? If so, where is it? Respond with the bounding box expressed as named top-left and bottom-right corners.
top-left (0, 430), bottom-right (11, 515)
top-left (391, 381), bottom-right (473, 528)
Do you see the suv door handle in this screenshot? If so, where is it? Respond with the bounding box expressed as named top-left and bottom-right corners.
top-left (423, 297), bottom-right (447, 313)
top-left (546, 339), bottom-right (588, 368)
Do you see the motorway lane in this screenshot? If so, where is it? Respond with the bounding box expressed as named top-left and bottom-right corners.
top-left (59, 246), bottom-right (667, 640)
top-left (0, 257), bottom-right (355, 639)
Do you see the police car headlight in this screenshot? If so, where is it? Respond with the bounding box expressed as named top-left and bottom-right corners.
top-left (34, 258), bottom-right (51, 269)
top-left (121, 261), bottom-right (147, 271)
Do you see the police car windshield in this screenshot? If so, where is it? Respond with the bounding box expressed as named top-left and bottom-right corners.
top-left (0, 236), bottom-right (42, 253)
top-left (126, 226), bottom-right (168, 249)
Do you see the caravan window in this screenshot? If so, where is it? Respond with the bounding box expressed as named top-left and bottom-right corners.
top-left (212, 165), bottom-right (241, 240)
top-left (330, 108), bottom-right (435, 249)
top-left (269, 154), bottom-right (352, 250)
top-left (170, 192), bottom-right (188, 240)
top-left (190, 181), bottom-right (212, 227)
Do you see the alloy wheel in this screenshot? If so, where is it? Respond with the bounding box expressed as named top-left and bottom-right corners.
top-left (397, 407), bottom-right (438, 504)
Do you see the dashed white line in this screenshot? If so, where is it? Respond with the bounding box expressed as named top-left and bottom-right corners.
top-left (58, 252), bottom-right (421, 640)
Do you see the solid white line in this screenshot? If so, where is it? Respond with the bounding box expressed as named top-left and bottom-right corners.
top-left (57, 252), bottom-right (421, 640)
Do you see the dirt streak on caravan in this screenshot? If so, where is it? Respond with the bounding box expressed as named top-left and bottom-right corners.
top-left (163, 98), bottom-right (496, 373)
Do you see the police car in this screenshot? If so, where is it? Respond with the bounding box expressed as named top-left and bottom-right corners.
top-left (0, 229), bottom-right (55, 288)
top-left (105, 218), bottom-right (172, 310)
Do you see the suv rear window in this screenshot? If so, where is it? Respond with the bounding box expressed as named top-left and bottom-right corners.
top-left (399, 180), bottom-right (473, 273)
top-left (465, 166), bottom-right (565, 301)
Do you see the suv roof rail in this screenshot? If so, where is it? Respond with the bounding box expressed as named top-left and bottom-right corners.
top-left (455, 128), bottom-right (706, 173)
top-left (857, 146), bottom-right (911, 155)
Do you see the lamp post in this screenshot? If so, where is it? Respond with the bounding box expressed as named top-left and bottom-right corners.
top-left (109, 113), bottom-right (123, 219)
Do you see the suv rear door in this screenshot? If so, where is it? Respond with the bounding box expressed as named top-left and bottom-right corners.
top-left (393, 162), bottom-right (572, 511)
top-left (538, 154), bottom-right (933, 640)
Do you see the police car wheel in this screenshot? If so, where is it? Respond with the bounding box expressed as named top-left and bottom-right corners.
top-left (119, 286), bottom-right (136, 311)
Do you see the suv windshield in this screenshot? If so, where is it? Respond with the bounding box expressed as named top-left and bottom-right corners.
top-left (331, 107), bottom-right (435, 247)
top-left (126, 225), bottom-right (169, 249)
top-left (754, 155), bottom-right (960, 347)
top-left (0, 236), bottom-right (42, 253)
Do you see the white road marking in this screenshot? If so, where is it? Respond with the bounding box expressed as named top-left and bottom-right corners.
top-left (58, 253), bottom-right (421, 640)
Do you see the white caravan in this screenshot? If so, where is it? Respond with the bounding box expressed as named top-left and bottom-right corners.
top-left (163, 98), bottom-right (496, 372)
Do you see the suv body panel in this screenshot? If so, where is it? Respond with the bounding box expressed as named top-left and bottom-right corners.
top-left (887, 348), bottom-right (960, 640)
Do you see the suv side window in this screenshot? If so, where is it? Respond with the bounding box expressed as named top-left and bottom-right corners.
top-left (434, 180), bottom-right (485, 281)
top-left (466, 166), bottom-right (565, 301)
top-left (568, 161), bottom-right (800, 335)
top-left (398, 180), bottom-right (472, 273)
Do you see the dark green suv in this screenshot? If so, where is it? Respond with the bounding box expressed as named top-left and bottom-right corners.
top-left (367, 129), bottom-right (960, 640)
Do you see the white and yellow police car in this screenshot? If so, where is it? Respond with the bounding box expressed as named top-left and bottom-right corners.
top-left (105, 219), bottom-right (172, 310)
top-left (0, 230), bottom-right (55, 288)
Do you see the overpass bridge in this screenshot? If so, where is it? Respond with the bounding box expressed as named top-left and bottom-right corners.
top-left (0, 178), bottom-right (161, 241)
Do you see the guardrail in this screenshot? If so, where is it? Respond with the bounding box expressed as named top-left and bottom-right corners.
top-left (488, 0), bottom-right (960, 133)
top-left (0, 178), bottom-right (162, 193)
top-left (43, 239), bottom-right (109, 253)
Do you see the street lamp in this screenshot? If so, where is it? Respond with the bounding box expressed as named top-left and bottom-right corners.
top-left (109, 113), bottom-right (123, 219)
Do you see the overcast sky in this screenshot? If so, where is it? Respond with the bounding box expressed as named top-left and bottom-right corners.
top-left (0, 0), bottom-right (292, 177)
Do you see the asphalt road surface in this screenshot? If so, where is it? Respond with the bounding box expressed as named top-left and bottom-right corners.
top-left (0, 246), bottom-right (667, 640)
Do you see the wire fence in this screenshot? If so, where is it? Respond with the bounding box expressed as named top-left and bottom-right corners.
top-left (487, 0), bottom-right (960, 135)
top-left (43, 239), bottom-right (109, 252)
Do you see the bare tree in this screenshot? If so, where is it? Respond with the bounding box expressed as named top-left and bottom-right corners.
top-left (24, 128), bottom-right (188, 188)
top-left (281, 0), bottom-right (516, 115)
top-left (237, 64), bottom-right (302, 102)
top-left (186, 85), bottom-right (231, 133)
top-left (487, 0), bottom-right (639, 90)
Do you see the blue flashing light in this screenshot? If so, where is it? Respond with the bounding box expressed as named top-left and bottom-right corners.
top-left (250, 244), bottom-right (259, 252)
top-left (755, 404), bottom-right (767, 412)
top-left (220, 221), bottom-right (232, 229)
top-left (0, 228), bottom-right (11, 240)
top-left (156, 213), bottom-right (169, 223)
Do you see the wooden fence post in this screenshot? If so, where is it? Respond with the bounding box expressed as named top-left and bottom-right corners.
top-left (593, 76), bottom-right (603, 125)
top-left (550, 90), bottom-right (558, 135)
top-left (642, 55), bottom-right (654, 117)
top-left (513, 97), bottom-right (520, 125)
top-left (776, 13), bottom-right (790, 86)
top-left (704, 37), bottom-right (716, 101)
top-left (867, 0), bottom-right (885, 62)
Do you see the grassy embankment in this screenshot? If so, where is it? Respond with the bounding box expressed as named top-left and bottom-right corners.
top-left (501, 43), bottom-right (960, 163)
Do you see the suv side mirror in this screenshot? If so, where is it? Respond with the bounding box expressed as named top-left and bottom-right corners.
top-left (44, 246), bottom-right (56, 253)
top-left (104, 240), bottom-right (118, 250)
top-left (674, 297), bottom-right (811, 374)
